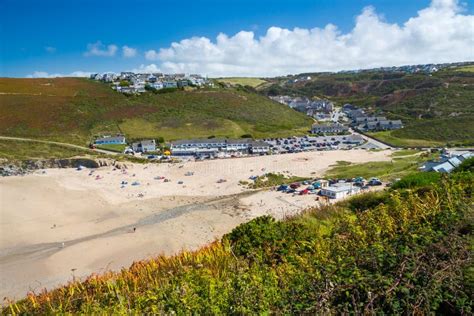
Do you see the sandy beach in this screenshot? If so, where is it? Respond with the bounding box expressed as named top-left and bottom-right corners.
top-left (0, 149), bottom-right (392, 300)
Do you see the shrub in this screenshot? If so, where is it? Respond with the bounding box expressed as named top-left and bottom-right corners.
top-left (224, 216), bottom-right (308, 264)
top-left (391, 172), bottom-right (441, 189)
top-left (454, 157), bottom-right (474, 173)
top-left (345, 191), bottom-right (389, 212)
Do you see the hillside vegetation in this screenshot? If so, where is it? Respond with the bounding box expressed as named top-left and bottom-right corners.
top-left (216, 77), bottom-right (267, 88)
top-left (325, 151), bottom-right (437, 181)
top-left (0, 139), bottom-right (97, 160)
top-left (0, 78), bottom-right (312, 145)
top-left (262, 67), bottom-right (474, 146)
top-left (5, 167), bottom-right (473, 314)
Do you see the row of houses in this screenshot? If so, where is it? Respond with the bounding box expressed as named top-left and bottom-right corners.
top-left (420, 152), bottom-right (472, 173)
top-left (311, 123), bottom-right (349, 135)
top-left (170, 138), bottom-right (271, 157)
top-left (342, 104), bottom-right (403, 132)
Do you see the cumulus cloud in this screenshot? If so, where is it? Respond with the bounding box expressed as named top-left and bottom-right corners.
top-left (122, 45), bottom-right (137, 58)
top-left (139, 0), bottom-right (474, 76)
top-left (84, 41), bottom-right (118, 57)
top-left (129, 64), bottom-right (162, 73)
top-left (44, 46), bottom-right (56, 53)
top-left (144, 49), bottom-right (160, 60)
top-left (27, 71), bottom-right (92, 78)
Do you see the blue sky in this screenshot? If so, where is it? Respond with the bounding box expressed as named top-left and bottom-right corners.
top-left (1, 0), bottom-right (473, 77)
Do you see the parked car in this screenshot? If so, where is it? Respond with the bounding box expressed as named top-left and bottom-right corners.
top-left (290, 183), bottom-right (301, 189)
top-left (368, 178), bottom-right (383, 186)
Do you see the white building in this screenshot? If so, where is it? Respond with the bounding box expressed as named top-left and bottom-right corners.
top-left (132, 140), bottom-right (157, 153)
top-left (320, 184), bottom-right (360, 199)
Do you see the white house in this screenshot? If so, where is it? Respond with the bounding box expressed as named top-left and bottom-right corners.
top-left (132, 140), bottom-right (157, 153)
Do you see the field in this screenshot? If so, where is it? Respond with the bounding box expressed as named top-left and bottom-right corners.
top-left (217, 77), bottom-right (267, 88)
top-left (0, 139), bottom-right (97, 160)
top-left (366, 131), bottom-right (445, 148)
top-left (0, 78), bottom-right (312, 146)
top-left (390, 149), bottom-right (421, 156)
top-left (456, 65), bottom-right (474, 72)
top-left (324, 151), bottom-right (435, 181)
top-left (95, 143), bottom-right (127, 153)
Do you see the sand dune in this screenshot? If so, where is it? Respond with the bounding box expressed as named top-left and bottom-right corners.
top-left (0, 149), bottom-right (391, 300)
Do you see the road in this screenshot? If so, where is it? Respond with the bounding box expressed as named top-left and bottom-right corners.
top-left (0, 136), bottom-right (120, 155)
top-left (350, 129), bottom-right (393, 150)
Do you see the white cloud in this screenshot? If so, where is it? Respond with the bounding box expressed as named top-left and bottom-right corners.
top-left (84, 41), bottom-right (118, 57)
top-left (122, 45), bottom-right (137, 58)
top-left (139, 0), bottom-right (474, 76)
top-left (129, 64), bottom-right (162, 73)
top-left (27, 71), bottom-right (92, 78)
top-left (44, 46), bottom-right (56, 53)
top-left (144, 49), bottom-right (160, 60)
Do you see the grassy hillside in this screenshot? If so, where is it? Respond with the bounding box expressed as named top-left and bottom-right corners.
top-left (0, 139), bottom-right (97, 160)
top-left (0, 78), bottom-right (312, 145)
top-left (261, 67), bottom-right (474, 146)
top-left (5, 169), bottom-right (472, 314)
top-left (216, 77), bottom-right (267, 88)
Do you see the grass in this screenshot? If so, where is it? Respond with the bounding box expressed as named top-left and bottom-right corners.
top-left (455, 65), bottom-right (474, 72)
top-left (4, 172), bottom-right (472, 314)
top-left (217, 77), bottom-right (267, 88)
top-left (367, 131), bottom-right (445, 148)
top-left (249, 172), bottom-right (309, 189)
top-left (391, 149), bottom-right (422, 156)
top-left (324, 153), bottom-right (435, 181)
top-left (119, 117), bottom-right (248, 141)
top-left (95, 143), bottom-right (127, 153)
top-left (0, 78), bottom-right (312, 146)
top-left (0, 139), bottom-right (97, 160)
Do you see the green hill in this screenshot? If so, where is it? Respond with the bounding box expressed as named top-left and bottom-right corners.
top-left (216, 77), bottom-right (268, 88)
top-left (262, 66), bottom-right (474, 147)
top-left (0, 78), bottom-right (312, 145)
top-left (4, 168), bottom-right (473, 314)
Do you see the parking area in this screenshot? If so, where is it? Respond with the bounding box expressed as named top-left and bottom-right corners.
top-left (262, 134), bottom-right (366, 153)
